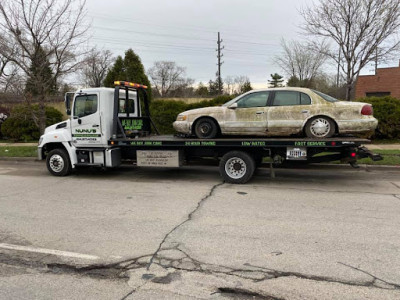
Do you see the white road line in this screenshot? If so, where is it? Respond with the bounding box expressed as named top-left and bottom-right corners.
top-left (0, 243), bottom-right (100, 260)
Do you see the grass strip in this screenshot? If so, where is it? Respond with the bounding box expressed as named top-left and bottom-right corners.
top-left (0, 146), bottom-right (37, 157)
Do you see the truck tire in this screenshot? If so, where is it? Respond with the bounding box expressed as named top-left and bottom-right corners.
top-left (219, 151), bottom-right (255, 184)
top-left (46, 149), bottom-right (72, 176)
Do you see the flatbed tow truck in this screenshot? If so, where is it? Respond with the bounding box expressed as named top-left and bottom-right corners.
top-left (38, 81), bottom-right (382, 184)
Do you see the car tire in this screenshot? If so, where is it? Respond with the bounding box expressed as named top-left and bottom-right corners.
top-left (305, 117), bottom-right (335, 138)
top-left (194, 118), bottom-right (218, 139)
top-left (219, 151), bottom-right (255, 184)
top-left (46, 149), bottom-right (72, 176)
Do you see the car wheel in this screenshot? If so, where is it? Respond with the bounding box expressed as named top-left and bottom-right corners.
top-left (219, 151), bottom-right (255, 184)
top-left (194, 118), bottom-right (218, 139)
top-left (305, 117), bottom-right (335, 138)
top-left (46, 149), bottom-right (72, 176)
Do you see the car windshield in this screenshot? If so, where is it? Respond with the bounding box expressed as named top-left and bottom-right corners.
top-left (312, 90), bottom-right (339, 102)
top-left (222, 95), bottom-right (242, 107)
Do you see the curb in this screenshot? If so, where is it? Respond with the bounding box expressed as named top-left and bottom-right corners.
top-left (313, 163), bottom-right (400, 170)
top-left (0, 157), bottom-right (38, 162)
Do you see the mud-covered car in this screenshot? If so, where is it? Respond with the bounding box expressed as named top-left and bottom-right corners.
top-left (173, 87), bottom-right (378, 139)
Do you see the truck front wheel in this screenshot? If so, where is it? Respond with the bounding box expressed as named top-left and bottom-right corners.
top-left (219, 151), bottom-right (255, 184)
top-left (46, 149), bottom-right (72, 176)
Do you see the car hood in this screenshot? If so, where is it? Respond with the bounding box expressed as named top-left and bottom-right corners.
top-left (180, 106), bottom-right (225, 115)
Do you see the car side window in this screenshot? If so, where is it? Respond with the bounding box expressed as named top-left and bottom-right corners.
top-left (73, 95), bottom-right (98, 118)
top-left (272, 91), bottom-right (300, 106)
top-left (237, 92), bottom-right (269, 108)
top-left (300, 93), bottom-right (311, 105)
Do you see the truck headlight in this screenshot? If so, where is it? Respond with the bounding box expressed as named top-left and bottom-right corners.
top-left (176, 114), bottom-right (187, 121)
top-left (38, 137), bottom-right (43, 146)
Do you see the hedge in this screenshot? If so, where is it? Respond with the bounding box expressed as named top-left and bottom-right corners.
top-left (356, 96), bottom-right (400, 139)
top-left (1, 104), bottom-right (63, 141)
top-left (150, 95), bottom-right (234, 134)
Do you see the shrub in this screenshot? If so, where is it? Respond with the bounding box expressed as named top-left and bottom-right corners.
top-left (150, 95), bottom-right (234, 134)
top-left (356, 96), bottom-right (400, 139)
top-left (0, 106), bottom-right (10, 139)
top-left (150, 100), bottom-right (187, 134)
top-left (1, 104), bottom-right (63, 141)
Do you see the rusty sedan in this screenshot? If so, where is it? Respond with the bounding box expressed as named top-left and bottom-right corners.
top-left (173, 88), bottom-right (378, 139)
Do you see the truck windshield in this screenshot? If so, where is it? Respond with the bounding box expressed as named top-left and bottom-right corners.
top-left (74, 94), bottom-right (98, 118)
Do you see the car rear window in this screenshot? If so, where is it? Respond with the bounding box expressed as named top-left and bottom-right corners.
top-left (312, 90), bottom-right (339, 102)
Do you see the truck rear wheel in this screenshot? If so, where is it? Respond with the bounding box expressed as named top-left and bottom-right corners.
top-left (46, 149), bottom-right (72, 176)
top-left (219, 151), bottom-right (255, 184)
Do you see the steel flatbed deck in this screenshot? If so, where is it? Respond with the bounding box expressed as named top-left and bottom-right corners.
top-left (110, 135), bottom-right (370, 148)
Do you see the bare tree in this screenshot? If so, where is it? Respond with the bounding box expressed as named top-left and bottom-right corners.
top-left (301, 0), bottom-right (400, 100)
top-left (224, 76), bottom-right (235, 95)
top-left (148, 61), bottom-right (193, 98)
top-left (275, 39), bottom-right (328, 88)
top-left (81, 48), bottom-right (114, 87)
top-left (234, 75), bottom-right (251, 94)
top-left (0, 0), bottom-right (88, 133)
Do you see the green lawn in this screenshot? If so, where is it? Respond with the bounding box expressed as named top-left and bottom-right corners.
top-left (0, 146), bottom-right (38, 157)
top-left (356, 149), bottom-right (400, 165)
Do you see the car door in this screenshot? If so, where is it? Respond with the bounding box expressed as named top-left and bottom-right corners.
top-left (267, 91), bottom-right (312, 135)
top-left (222, 91), bottom-right (270, 135)
top-left (71, 93), bottom-right (106, 147)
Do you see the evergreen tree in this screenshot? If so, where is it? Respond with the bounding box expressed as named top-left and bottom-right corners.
top-left (208, 79), bottom-right (219, 96)
top-left (268, 73), bottom-right (284, 88)
top-left (240, 80), bottom-right (253, 93)
top-left (104, 49), bottom-right (152, 101)
top-left (25, 46), bottom-right (56, 96)
top-left (195, 82), bottom-right (209, 97)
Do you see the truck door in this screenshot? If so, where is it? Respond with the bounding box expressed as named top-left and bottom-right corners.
top-left (71, 93), bottom-right (106, 147)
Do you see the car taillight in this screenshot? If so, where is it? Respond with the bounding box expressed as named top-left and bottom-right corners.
top-left (361, 105), bottom-right (373, 115)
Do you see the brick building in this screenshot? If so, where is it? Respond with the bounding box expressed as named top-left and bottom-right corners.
top-left (355, 61), bottom-right (400, 99)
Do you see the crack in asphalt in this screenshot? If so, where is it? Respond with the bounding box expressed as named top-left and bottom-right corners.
top-left (146, 182), bottom-right (224, 270)
top-left (245, 262), bottom-right (400, 290)
top-left (391, 182), bottom-right (400, 190)
top-left (338, 262), bottom-right (400, 289)
top-left (253, 184), bottom-right (399, 199)
top-left (3, 246), bottom-right (400, 294)
top-left (119, 281), bottom-right (148, 300)
top-left (216, 287), bottom-right (284, 300)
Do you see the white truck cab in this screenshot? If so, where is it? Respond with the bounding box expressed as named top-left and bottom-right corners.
top-left (38, 81), bottom-right (151, 176)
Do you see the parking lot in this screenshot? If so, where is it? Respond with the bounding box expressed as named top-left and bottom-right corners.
top-left (1, 160), bottom-right (400, 299)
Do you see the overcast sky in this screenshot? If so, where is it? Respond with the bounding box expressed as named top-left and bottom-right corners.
top-left (84, 0), bottom-right (378, 88)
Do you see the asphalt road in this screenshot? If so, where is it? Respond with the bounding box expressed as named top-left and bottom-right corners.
top-left (0, 160), bottom-right (400, 299)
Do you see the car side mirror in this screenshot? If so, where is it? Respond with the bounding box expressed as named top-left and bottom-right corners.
top-left (228, 103), bottom-right (238, 109)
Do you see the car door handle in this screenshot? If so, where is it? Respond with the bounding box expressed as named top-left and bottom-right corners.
top-left (92, 124), bottom-right (100, 128)
top-left (256, 111), bottom-right (265, 115)
top-left (301, 110), bottom-right (309, 113)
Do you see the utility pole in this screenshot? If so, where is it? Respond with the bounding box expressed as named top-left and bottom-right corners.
top-left (216, 32), bottom-right (224, 95)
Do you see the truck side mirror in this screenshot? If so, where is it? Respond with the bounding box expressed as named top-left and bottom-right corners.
top-left (228, 103), bottom-right (238, 109)
top-left (64, 92), bottom-right (74, 116)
